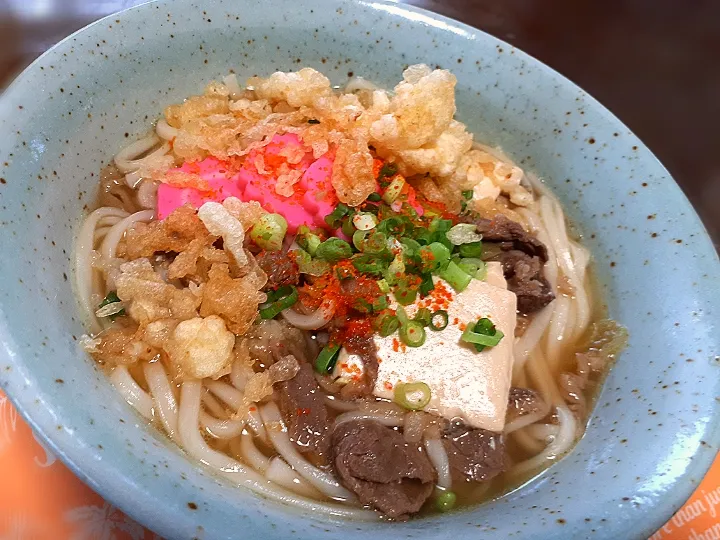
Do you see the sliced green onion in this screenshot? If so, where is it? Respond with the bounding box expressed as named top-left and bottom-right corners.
top-left (462, 190), bottom-right (473, 201)
top-left (376, 278), bottom-right (390, 293)
top-left (439, 260), bottom-right (472, 292)
top-left (336, 265), bottom-right (353, 281)
top-left (315, 238), bottom-right (353, 263)
top-left (325, 203), bottom-right (351, 229)
top-left (250, 213), bottom-right (288, 252)
top-left (430, 310), bottom-right (449, 331)
top-left (418, 242), bottom-right (451, 272)
top-left (296, 226), bottom-right (322, 256)
top-left (362, 231), bottom-right (388, 254)
top-left (386, 254), bottom-right (405, 285)
top-left (419, 273), bottom-right (435, 297)
top-left (314, 344), bottom-right (341, 374)
top-left (400, 321), bottom-right (426, 347)
top-left (259, 286), bottom-right (298, 319)
top-left (458, 258), bottom-right (487, 280)
top-left (395, 305), bottom-right (409, 327)
top-left (374, 313), bottom-right (400, 337)
top-left (372, 295), bottom-right (389, 312)
top-left (413, 308), bottom-right (432, 327)
top-left (352, 229), bottom-right (369, 251)
top-left (341, 216), bottom-right (356, 237)
top-left (429, 217), bottom-right (453, 234)
top-left (394, 277), bottom-right (418, 306)
top-left (447, 223), bottom-right (483, 245)
top-left (376, 217), bottom-right (406, 237)
top-left (378, 162), bottom-right (398, 179)
top-left (352, 254), bottom-right (388, 275)
top-left (461, 317), bottom-right (504, 351)
top-left (394, 381), bottom-right (431, 409)
top-left (292, 248), bottom-right (330, 276)
top-left (436, 491), bottom-right (457, 512)
top-left (352, 212), bottom-right (378, 231)
top-left (458, 241), bottom-right (483, 258)
top-left (413, 227), bottom-right (433, 245)
top-left (97, 291), bottom-right (125, 320)
top-left (399, 237), bottom-right (422, 256)
top-left (382, 176), bottom-right (406, 204)
top-left (367, 192), bottom-right (382, 202)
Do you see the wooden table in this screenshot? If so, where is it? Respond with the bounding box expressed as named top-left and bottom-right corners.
top-left (1, 0), bottom-right (718, 242)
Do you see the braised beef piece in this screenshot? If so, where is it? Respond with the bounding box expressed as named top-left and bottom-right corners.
top-left (500, 250), bottom-right (555, 313)
top-left (332, 420), bottom-right (436, 519)
top-left (506, 387), bottom-right (544, 424)
top-left (279, 363), bottom-right (330, 456)
top-left (465, 214), bottom-right (555, 313)
top-left (256, 251), bottom-right (300, 290)
top-left (474, 214), bottom-right (548, 261)
top-left (339, 332), bottom-right (380, 400)
top-left (443, 422), bottom-right (506, 483)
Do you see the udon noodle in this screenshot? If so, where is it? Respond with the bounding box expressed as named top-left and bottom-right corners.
top-left (74, 65), bottom-right (626, 520)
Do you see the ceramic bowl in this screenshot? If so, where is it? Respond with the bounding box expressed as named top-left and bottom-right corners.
top-left (1, 0), bottom-right (718, 538)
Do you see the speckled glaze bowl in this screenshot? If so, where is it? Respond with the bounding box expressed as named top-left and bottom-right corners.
top-left (0, 0), bottom-right (718, 538)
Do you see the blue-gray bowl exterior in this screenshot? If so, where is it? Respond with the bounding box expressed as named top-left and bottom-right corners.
top-left (0, 0), bottom-right (718, 538)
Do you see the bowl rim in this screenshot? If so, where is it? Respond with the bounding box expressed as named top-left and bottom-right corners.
top-left (1, 0), bottom-right (718, 538)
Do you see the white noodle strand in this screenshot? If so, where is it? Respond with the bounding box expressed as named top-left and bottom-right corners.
top-left (144, 362), bottom-right (178, 441)
top-left (110, 366), bottom-right (153, 420)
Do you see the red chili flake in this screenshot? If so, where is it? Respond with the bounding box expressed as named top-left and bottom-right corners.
top-left (392, 338), bottom-right (400, 352)
top-left (249, 406), bottom-right (257, 412)
top-left (384, 381), bottom-right (393, 391)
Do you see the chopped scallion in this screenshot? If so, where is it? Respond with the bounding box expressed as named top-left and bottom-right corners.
top-left (436, 491), bottom-right (457, 512)
top-left (395, 305), bottom-right (409, 327)
top-left (375, 313), bottom-right (400, 337)
top-left (461, 317), bottom-right (504, 351)
top-left (352, 254), bottom-right (387, 275)
top-left (419, 273), bottom-right (435, 297)
top-left (314, 344), bottom-right (341, 374)
top-left (315, 238), bottom-right (353, 263)
top-left (341, 215), bottom-right (356, 237)
top-left (259, 286), bottom-right (299, 319)
top-left (400, 321), bottom-right (426, 347)
top-left (296, 226), bottom-right (322, 256)
top-left (378, 162), bottom-right (398, 179)
top-left (352, 212), bottom-right (378, 231)
top-left (376, 278), bottom-right (390, 293)
top-left (418, 242), bottom-right (451, 272)
top-left (362, 231), bottom-right (388, 254)
top-left (447, 223), bottom-right (483, 245)
top-left (382, 176), bottom-right (406, 204)
top-left (458, 241), bottom-right (483, 258)
top-left (430, 310), bottom-right (449, 331)
top-left (458, 258), bottom-right (487, 280)
top-left (438, 260), bottom-right (472, 292)
top-left (292, 248), bottom-right (331, 276)
top-left (413, 308), bottom-right (432, 327)
top-left (249, 213), bottom-right (288, 252)
top-left (394, 381), bottom-right (431, 409)
top-left (394, 278), bottom-right (418, 306)
top-left (352, 229), bottom-right (369, 251)
top-left (325, 203), bottom-right (351, 229)
top-left (97, 291), bottom-right (125, 320)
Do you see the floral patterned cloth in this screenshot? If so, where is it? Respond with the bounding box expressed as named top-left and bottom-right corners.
top-left (0, 391), bottom-right (156, 540)
top-left (1, 389), bottom-right (717, 539)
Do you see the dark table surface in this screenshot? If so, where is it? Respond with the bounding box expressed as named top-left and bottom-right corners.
top-left (1, 0), bottom-right (718, 244)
